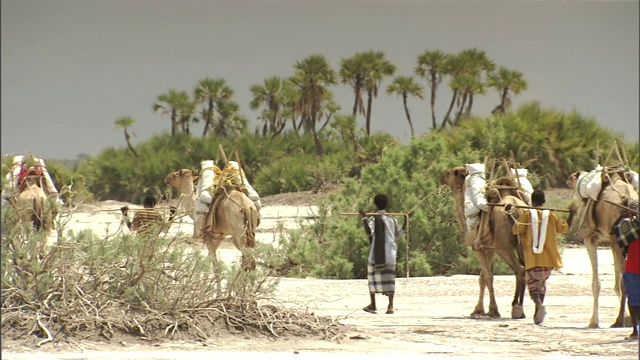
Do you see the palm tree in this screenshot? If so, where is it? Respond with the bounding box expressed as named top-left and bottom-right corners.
top-left (415, 50), bottom-right (447, 129)
top-left (153, 89), bottom-right (193, 136)
top-left (386, 76), bottom-right (424, 138)
top-left (442, 49), bottom-right (494, 127)
top-left (211, 100), bottom-right (247, 138)
top-left (194, 78), bottom-right (234, 137)
top-left (114, 115), bottom-right (139, 157)
top-left (487, 66), bottom-right (528, 115)
top-left (339, 53), bottom-right (367, 118)
top-left (360, 50), bottom-right (397, 135)
top-left (441, 53), bottom-right (465, 128)
top-left (291, 54), bottom-right (337, 155)
top-left (250, 76), bottom-right (289, 137)
top-left (450, 73), bottom-right (485, 126)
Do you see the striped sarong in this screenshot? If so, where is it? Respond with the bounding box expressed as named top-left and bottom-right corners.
top-left (525, 267), bottom-right (553, 295)
top-left (368, 263), bottom-right (396, 294)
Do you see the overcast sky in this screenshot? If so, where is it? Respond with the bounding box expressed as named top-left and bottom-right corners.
top-left (2, 0), bottom-right (638, 160)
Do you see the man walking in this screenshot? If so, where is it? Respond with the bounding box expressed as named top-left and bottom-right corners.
top-left (359, 194), bottom-right (408, 315)
top-left (512, 189), bottom-right (577, 324)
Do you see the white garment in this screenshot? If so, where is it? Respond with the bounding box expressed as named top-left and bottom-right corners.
top-left (530, 209), bottom-right (550, 254)
top-left (365, 210), bottom-right (403, 265)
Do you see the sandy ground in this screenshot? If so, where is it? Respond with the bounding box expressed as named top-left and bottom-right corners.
top-left (2, 194), bottom-right (640, 359)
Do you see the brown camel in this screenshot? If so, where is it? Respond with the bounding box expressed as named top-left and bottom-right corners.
top-left (165, 169), bottom-right (259, 270)
top-left (12, 175), bottom-right (55, 235)
top-left (440, 166), bottom-right (527, 319)
top-left (568, 169), bottom-right (638, 328)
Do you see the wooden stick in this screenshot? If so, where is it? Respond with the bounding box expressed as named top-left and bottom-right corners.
top-left (619, 139), bottom-right (629, 167)
top-left (486, 203), bottom-right (572, 213)
top-left (510, 151), bottom-right (522, 189)
top-left (604, 199), bottom-right (640, 216)
top-left (613, 139), bottom-right (624, 165)
top-left (594, 140), bottom-right (600, 168)
top-left (341, 212), bottom-right (408, 216)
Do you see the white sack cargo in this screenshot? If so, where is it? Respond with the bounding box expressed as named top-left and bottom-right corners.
top-left (227, 161), bottom-right (261, 211)
top-left (629, 170), bottom-right (639, 191)
top-left (576, 165), bottom-right (603, 201)
top-left (36, 158), bottom-right (60, 196)
top-left (510, 168), bottom-right (534, 205)
top-left (464, 163), bottom-right (489, 216)
top-left (2, 155), bottom-right (24, 198)
top-left (195, 160), bottom-right (216, 216)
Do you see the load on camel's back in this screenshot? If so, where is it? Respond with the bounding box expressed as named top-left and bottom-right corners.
top-left (165, 159), bottom-right (261, 271)
top-left (2, 155), bottom-right (63, 233)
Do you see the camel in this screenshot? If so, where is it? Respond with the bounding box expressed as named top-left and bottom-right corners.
top-left (568, 169), bottom-right (638, 328)
top-left (11, 174), bottom-right (55, 235)
top-left (165, 169), bottom-right (259, 270)
top-left (440, 166), bottom-right (527, 319)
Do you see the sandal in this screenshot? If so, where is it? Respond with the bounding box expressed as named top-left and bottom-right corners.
top-left (362, 306), bottom-right (377, 314)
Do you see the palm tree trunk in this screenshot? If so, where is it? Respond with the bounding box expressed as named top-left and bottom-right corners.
top-left (352, 89), bottom-right (359, 117)
top-left (465, 93), bottom-right (474, 116)
top-left (430, 79), bottom-right (438, 130)
top-left (124, 130), bottom-right (139, 157)
top-left (365, 89), bottom-right (374, 135)
top-left (170, 110), bottom-right (177, 136)
top-left (441, 90), bottom-right (458, 129)
top-left (402, 94), bottom-right (415, 138)
top-left (499, 86), bottom-right (509, 114)
top-left (454, 92), bottom-right (468, 125)
top-left (202, 99), bottom-right (214, 137)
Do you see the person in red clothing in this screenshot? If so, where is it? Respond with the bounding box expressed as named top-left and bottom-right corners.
top-left (613, 198), bottom-right (640, 340)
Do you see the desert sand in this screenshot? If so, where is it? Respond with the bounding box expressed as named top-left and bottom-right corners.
top-left (2, 193), bottom-right (639, 359)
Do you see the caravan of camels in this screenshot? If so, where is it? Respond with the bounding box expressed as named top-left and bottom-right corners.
top-left (3, 144), bottom-right (639, 336)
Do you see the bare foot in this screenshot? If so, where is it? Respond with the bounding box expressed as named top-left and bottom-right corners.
top-left (363, 305), bottom-right (377, 314)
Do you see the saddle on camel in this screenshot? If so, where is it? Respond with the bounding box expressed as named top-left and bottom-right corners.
top-left (2, 155), bottom-right (62, 233)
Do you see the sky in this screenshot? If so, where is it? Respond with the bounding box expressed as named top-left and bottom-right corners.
top-left (2, 0), bottom-right (639, 160)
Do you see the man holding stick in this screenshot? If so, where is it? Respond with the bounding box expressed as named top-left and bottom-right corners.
top-left (358, 194), bottom-right (408, 315)
top-left (512, 190), bottom-right (577, 324)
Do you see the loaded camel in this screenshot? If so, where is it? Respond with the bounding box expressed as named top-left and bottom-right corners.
top-left (568, 168), bottom-right (638, 328)
top-left (440, 166), bottom-right (528, 319)
top-left (165, 168), bottom-right (259, 270)
top-left (12, 173), bottom-right (55, 235)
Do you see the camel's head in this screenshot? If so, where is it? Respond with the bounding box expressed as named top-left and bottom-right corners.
top-left (165, 169), bottom-right (193, 188)
top-left (567, 171), bottom-right (584, 191)
top-left (439, 166), bottom-right (468, 190)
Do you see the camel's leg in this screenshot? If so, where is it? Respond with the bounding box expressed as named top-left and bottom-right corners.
top-left (585, 235), bottom-right (601, 328)
top-left (203, 233), bottom-right (223, 270)
top-left (610, 242), bottom-right (628, 328)
top-left (472, 268), bottom-right (487, 316)
top-left (496, 248), bottom-right (526, 319)
top-left (482, 250), bottom-right (500, 318)
top-left (471, 246), bottom-right (488, 316)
